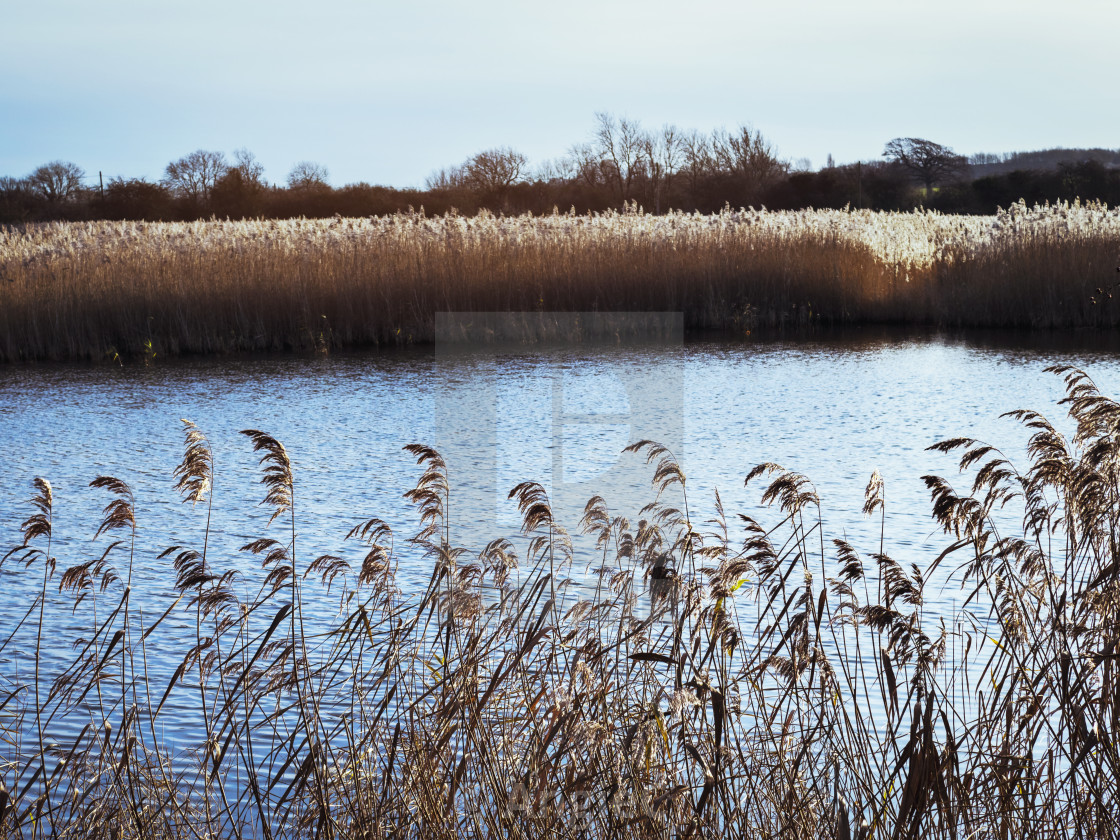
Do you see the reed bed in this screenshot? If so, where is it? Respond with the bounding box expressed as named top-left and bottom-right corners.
top-left (1, 201), bottom-right (1119, 361)
top-left (1, 365), bottom-right (1118, 838)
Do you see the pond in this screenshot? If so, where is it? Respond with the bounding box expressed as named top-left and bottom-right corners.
top-left (3, 324), bottom-right (1120, 751)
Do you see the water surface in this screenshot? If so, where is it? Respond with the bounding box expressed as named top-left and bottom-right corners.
top-left (3, 327), bottom-right (1120, 746)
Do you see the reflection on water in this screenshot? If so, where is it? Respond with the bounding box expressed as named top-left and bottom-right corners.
top-left (3, 326), bottom-right (1120, 745)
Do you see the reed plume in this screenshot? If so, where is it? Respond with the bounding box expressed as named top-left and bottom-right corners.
top-left (2, 201), bottom-right (1119, 361)
top-left (0, 366), bottom-right (1118, 837)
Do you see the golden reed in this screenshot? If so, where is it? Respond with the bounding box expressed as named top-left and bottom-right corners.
top-left (1, 366), bottom-right (1118, 837)
top-left (1, 201), bottom-right (1118, 361)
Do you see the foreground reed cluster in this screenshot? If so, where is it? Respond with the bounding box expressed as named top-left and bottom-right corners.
top-left (2, 201), bottom-right (1119, 360)
top-left (1, 366), bottom-right (1119, 838)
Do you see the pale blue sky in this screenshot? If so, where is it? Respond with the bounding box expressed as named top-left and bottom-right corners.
top-left (3, 0), bottom-right (1117, 188)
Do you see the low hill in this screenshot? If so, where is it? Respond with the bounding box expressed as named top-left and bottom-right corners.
top-left (969, 147), bottom-right (1120, 176)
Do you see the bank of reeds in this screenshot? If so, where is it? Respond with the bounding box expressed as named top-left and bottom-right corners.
top-left (1, 365), bottom-right (1118, 837)
top-left (1, 200), bottom-right (1119, 361)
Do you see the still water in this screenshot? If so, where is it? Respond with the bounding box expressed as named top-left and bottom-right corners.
top-left (3, 327), bottom-right (1120, 747)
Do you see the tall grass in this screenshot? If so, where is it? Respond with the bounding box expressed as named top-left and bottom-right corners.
top-left (2, 200), bottom-right (1119, 361)
top-left (1, 365), bottom-right (1118, 837)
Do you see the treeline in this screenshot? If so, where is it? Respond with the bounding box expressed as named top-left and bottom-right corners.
top-left (0, 154), bottom-right (436, 224)
top-left (3, 113), bottom-right (1119, 224)
top-left (968, 147), bottom-right (1120, 176)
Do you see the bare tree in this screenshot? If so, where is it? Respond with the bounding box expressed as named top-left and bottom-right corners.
top-left (591, 112), bottom-right (648, 205)
top-left (883, 137), bottom-right (968, 195)
top-left (566, 141), bottom-right (608, 190)
top-left (28, 161), bottom-right (85, 204)
top-left (681, 129), bottom-right (715, 197)
top-left (968, 151), bottom-right (1004, 166)
top-left (211, 149), bottom-right (267, 217)
top-left (231, 148), bottom-right (266, 187)
top-left (641, 125), bottom-right (683, 213)
top-left (0, 175), bottom-right (27, 201)
top-left (287, 161), bottom-right (330, 190)
top-left (164, 150), bottom-right (228, 202)
top-left (711, 126), bottom-right (788, 202)
top-left (458, 147), bottom-right (526, 211)
top-left (464, 148), bottom-right (527, 193)
top-left (0, 175), bottom-right (32, 220)
top-left (535, 156), bottom-right (574, 183)
top-left (424, 166), bottom-right (467, 192)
